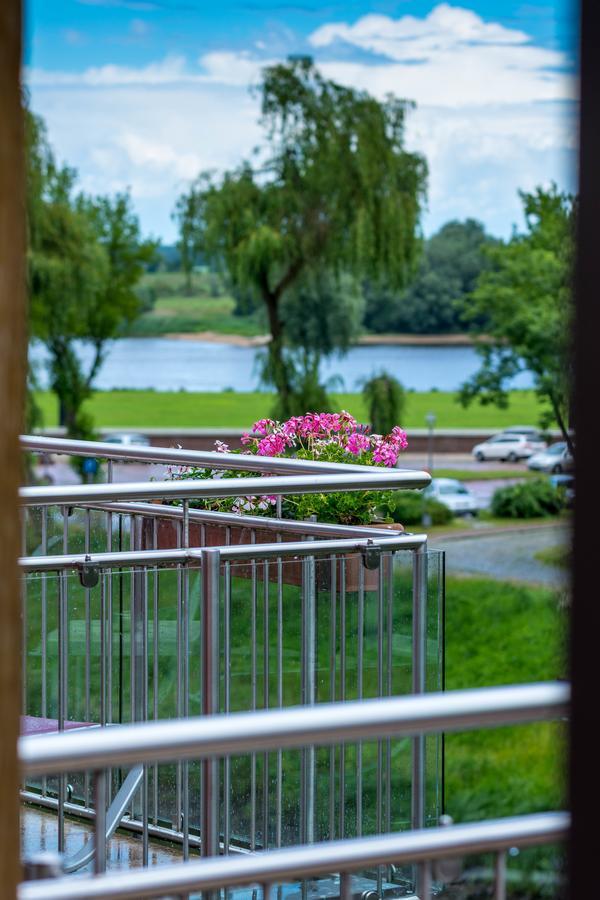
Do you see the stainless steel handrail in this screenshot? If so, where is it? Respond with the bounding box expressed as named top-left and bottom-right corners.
top-left (76, 499), bottom-right (407, 538)
top-left (20, 682), bottom-right (569, 777)
top-left (20, 469), bottom-right (430, 506)
top-left (19, 533), bottom-right (428, 572)
top-left (21, 434), bottom-right (422, 477)
top-left (18, 812), bottom-right (569, 900)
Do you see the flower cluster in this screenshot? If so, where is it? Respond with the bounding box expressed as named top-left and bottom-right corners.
top-left (166, 411), bottom-right (408, 521)
top-left (241, 412), bottom-right (407, 468)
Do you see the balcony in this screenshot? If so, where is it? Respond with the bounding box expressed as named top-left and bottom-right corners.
top-left (17, 436), bottom-right (567, 899)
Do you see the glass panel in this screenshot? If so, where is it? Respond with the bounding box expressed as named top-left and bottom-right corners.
top-left (21, 542), bottom-right (444, 890)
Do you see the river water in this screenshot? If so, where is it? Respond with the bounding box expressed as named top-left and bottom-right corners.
top-left (29, 338), bottom-right (533, 393)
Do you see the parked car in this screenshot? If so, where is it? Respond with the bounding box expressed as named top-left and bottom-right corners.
top-left (103, 432), bottom-right (151, 447)
top-left (501, 425), bottom-right (546, 442)
top-left (424, 478), bottom-right (479, 516)
top-left (527, 442), bottom-right (574, 474)
top-left (471, 432), bottom-right (547, 462)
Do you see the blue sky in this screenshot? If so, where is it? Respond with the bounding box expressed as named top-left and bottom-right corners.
top-left (25, 0), bottom-right (578, 243)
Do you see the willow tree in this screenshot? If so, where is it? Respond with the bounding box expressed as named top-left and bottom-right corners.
top-left (177, 57), bottom-right (427, 416)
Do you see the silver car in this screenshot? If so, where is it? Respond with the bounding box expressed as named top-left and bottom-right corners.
top-left (527, 442), bottom-right (574, 474)
top-left (471, 432), bottom-right (547, 462)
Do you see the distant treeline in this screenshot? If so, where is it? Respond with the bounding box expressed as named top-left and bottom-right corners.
top-left (151, 217), bottom-right (496, 336)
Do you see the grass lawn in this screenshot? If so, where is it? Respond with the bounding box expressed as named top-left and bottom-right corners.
top-left (535, 545), bottom-right (570, 569)
top-left (443, 574), bottom-right (566, 894)
top-left (34, 389), bottom-right (549, 431)
top-left (444, 574), bottom-right (566, 821)
top-left (129, 271), bottom-right (263, 337)
top-left (432, 468), bottom-right (536, 481)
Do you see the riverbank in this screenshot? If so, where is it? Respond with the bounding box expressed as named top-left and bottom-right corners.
top-left (162, 331), bottom-right (488, 347)
top-left (34, 389), bottom-right (548, 430)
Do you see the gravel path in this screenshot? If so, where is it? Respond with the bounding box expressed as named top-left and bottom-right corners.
top-left (431, 523), bottom-right (570, 587)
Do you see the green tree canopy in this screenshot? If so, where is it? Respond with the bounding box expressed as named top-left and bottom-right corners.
top-left (458, 186), bottom-right (574, 450)
top-left (26, 109), bottom-right (157, 439)
top-left (176, 57), bottom-right (427, 415)
top-left (364, 218), bottom-right (496, 334)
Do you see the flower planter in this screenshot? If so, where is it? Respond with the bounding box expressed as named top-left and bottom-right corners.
top-left (142, 516), bottom-right (403, 593)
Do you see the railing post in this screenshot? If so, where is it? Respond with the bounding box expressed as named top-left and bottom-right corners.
top-left (412, 541), bottom-right (428, 895)
top-left (301, 540), bottom-right (316, 847)
top-left (201, 548), bottom-right (221, 861)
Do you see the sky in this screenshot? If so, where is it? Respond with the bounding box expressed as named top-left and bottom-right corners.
top-left (25, 0), bottom-right (578, 245)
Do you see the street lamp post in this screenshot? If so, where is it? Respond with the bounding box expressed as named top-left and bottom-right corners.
top-left (425, 412), bottom-right (436, 473)
top-left (422, 412), bottom-right (436, 528)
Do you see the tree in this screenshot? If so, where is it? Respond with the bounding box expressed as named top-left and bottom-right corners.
top-left (267, 272), bottom-right (364, 414)
top-left (361, 372), bottom-right (406, 436)
top-left (173, 186), bottom-right (202, 294)
top-left (364, 219), bottom-right (496, 334)
top-left (176, 57), bottom-right (426, 416)
top-left (458, 186), bottom-right (574, 451)
top-left (26, 109), bottom-right (157, 439)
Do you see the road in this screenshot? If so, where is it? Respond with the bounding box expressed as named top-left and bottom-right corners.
top-left (432, 523), bottom-right (569, 587)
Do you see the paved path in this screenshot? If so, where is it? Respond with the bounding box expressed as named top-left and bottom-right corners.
top-left (431, 523), bottom-right (569, 587)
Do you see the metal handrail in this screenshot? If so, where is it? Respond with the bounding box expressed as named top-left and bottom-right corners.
top-left (19, 533), bottom-right (427, 573)
top-left (74, 499), bottom-right (408, 538)
top-left (21, 434), bottom-right (425, 478)
top-left (18, 812), bottom-right (569, 900)
top-left (19, 682), bottom-right (569, 777)
top-left (20, 468), bottom-right (430, 506)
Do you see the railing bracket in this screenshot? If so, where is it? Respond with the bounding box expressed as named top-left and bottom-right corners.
top-left (361, 539), bottom-right (381, 570)
top-left (78, 556), bottom-right (99, 588)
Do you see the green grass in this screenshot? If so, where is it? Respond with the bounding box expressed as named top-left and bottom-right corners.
top-left (432, 468), bottom-right (536, 481)
top-left (34, 389), bottom-right (549, 430)
top-left (443, 574), bottom-right (566, 891)
top-left (128, 271), bottom-right (263, 337)
top-left (535, 545), bottom-right (570, 569)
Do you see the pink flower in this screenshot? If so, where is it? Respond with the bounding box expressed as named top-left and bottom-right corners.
top-left (346, 432), bottom-right (370, 455)
top-left (214, 440), bottom-right (230, 453)
top-left (257, 433), bottom-right (289, 457)
top-left (252, 418), bottom-right (276, 436)
top-left (373, 440), bottom-right (400, 467)
top-left (241, 433), bottom-right (253, 446)
top-left (390, 426), bottom-right (408, 449)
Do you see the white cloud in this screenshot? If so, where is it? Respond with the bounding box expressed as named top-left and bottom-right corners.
top-left (28, 55), bottom-right (188, 87)
top-left (27, 4), bottom-right (577, 242)
top-left (309, 4), bottom-right (573, 108)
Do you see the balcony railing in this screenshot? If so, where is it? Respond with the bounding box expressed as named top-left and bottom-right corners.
top-left (17, 436), bottom-right (568, 898)
top-left (18, 683), bottom-right (569, 899)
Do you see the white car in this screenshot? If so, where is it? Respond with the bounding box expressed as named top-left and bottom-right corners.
top-left (424, 478), bottom-right (479, 516)
top-left (103, 432), bottom-right (151, 447)
top-left (471, 432), bottom-right (546, 462)
top-left (527, 442), bottom-right (574, 474)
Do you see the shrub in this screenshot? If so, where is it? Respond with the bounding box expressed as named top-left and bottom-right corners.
top-left (490, 478), bottom-right (565, 519)
top-left (361, 372), bottom-right (406, 436)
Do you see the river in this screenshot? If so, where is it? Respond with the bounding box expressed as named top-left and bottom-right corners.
top-left (29, 338), bottom-right (533, 393)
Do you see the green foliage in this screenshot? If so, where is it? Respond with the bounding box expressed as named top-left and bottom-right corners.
top-left (375, 491), bottom-right (453, 526)
top-left (490, 478), bottom-right (566, 519)
top-left (361, 372), bottom-right (406, 436)
top-left (459, 186), bottom-right (574, 449)
top-left (262, 272), bottom-right (365, 415)
top-left (175, 57), bottom-right (426, 415)
top-left (364, 219), bottom-right (496, 334)
top-left (26, 107), bottom-right (157, 440)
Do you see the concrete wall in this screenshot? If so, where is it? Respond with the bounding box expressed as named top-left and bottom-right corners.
top-left (37, 427), bottom-right (562, 454)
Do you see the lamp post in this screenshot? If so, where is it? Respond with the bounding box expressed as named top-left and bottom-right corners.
top-left (422, 412), bottom-right (436, 528)
top-left (425, 412), bottom-right (436, 473)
